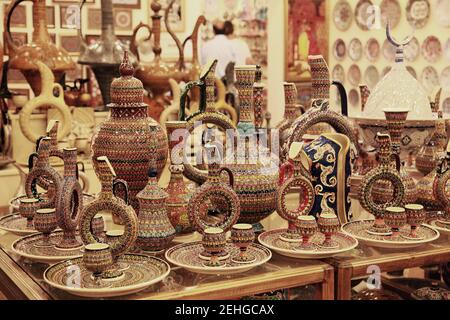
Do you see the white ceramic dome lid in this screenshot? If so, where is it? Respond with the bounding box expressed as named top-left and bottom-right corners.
top-left (360, 24), bottom-right (434, 121)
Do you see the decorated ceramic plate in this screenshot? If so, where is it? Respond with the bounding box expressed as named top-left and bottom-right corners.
top-left (9, 193), bottom-right (96, 213)
top-left (422, 36), bottom-right (442, 63)
top-left (333, 0), bottom-right (353, 31)
top-left (348, 64), bottom-right (362, 86)
top-left (425, 217), bottom-right (450, 236)
top-left (404, 37), bottom-right (420, 62)
top-left (406, 66), bottom-right (417, 79)
top-left (366, 38), bottom-right (380, 62)
top-left (445, 39), bottom-right (450, 61)
top-left (332, 64), bottom-right (345, 83)
top-left (420, 66), bottom-right (440, 94)
top-left (383, 39), bottom-right (396, 61)
top-left (406, 0), bottom-right (431, 29)
top-left (44, 254), bottom-right (170, 298)
top-left (435, 0), bottom-right (450, 27)
top-left (0, 214), bottom-right (40, 236)
top-left (333, 39), bottom-right (347, 61)
top-left (349, 38), bottom-right (363, 61)
top-left (355, 0), bottom-right (374, 31)
top-left (364, 66), bottom-right (380, 89)
top-left (440, 67), bottom-right (450, 90)
top-left (165, 242), bottom-right (271, 275)
top-left (258, 229), bottom-right (358, 259)
top-left (380, 0), bottom-right (401, 28)
top-left (341, 220), bottom-right (440, 249)
top-left (11, 231), bottom-right (84, 264)
top-left (349, 89), bottom-right (360, 107)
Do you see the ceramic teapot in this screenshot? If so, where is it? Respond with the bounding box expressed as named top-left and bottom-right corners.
top-left (4, 0), bottom-right (75, 95)
top-left (178, 60), bottom-right (236, 185)
top-left (91, 52), bottom-right (168, 211)
top-left (78, 0), bottom-right (137, 108)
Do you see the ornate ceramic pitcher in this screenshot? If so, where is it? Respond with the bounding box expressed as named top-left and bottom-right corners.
top-left (178, 59), bottom-right (236, 185)
top-left (187, 144), bottom-right (240, 233)
top-left (78, 0), bottom-right (137, 108)
top-left (4, 0), bottom-right (75, 95)
top-left (136, 168), bottom-right (176, 252)
top-left (91, 52), bottom-right (168, 211)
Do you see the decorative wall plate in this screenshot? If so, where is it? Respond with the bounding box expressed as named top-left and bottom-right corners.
top-left (445, 39), bottom-right (450, 61)
top-left (332, 64), bottom-right (345, 83)
top-left (355, 0), bottom-right (374, 31)
top-left (420, 66), bottom-right (440, 94)
top-left (44, 254), bottom-right (170, 298)
top-left (425, 218), bottom-right (450, 236)
top-left (348, 65), bottom-right (362, 86)
top-left (364, 66), bottom-right (380, 89)
top-left (11, 231), bottom-right (84, 264)
top-left (349, 38), bottom-right (363, 61)
top-left (258, 229), bottom-right (358, 259)
top-left (422, 36), bottom-right (442, 63)
top-left (333, 0), bottom-right (353, 31)
top-left (165, 242), bottom-right (271, 275)
top-left (341, 220), bottom-right (440, 249)
top-left (349, 89), bottom-right (360, 107)
top-left (383, 39), bottom-right (396, 61)
top-left (333, 39), bottom-right (347, 61)
top-left (366, 38), bottom-right (380, 62)
top-left (406, 0), bottom-right (431, 29)
top-left (440, 67), bottom-right (450, 90)
top-left (0, 214), bottom-right (40, 236)
top-left (435, 0), bottom-right (450, 27)
top-left (406, 66), bottom-right (417, 79)
top-left (380, 0), bottom-right (402, 29)
top-left (404, 37), bottom-right (420, 62)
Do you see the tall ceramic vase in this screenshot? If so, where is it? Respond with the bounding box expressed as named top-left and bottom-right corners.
top-left (165, 120), bottom-right (193, 234)
top-left (91, 52), bottom-right (168, 211)
top-left (4, 0), bottom-right (75, 95)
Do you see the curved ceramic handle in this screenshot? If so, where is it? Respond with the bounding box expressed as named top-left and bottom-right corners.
top-left (220, 167), bottom-right (234, 188)
top-left (182, 15), bottom-right (206, 66)
top-left (164, 0), bottom-right (184, 70)
top-left (5, 0), bottom-right (27, 54)
top-left (78, 0), bottom-right (88, 44)
top-left (113, 178), bottom-right (130, 205)
top-left (130, 23), bottom-right (153, 62)
top-left (331, 81), bottom-right (348, 117)
top-left (179, 80), bottom-right (202, 121)
top-left (215, 79), bottom-right (238, 124)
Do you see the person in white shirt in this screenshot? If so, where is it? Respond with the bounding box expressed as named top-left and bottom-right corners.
top-left (201, 20), bottom-right (236, 79)
top-left (224, 20), bottom-right (255, 66)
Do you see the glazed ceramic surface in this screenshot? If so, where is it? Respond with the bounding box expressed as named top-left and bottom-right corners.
top-left (11, 231), bottom-right (84, 263)
top-left (365, 38), bottom-right (380, 62)
top-left (380, 0), bottom-right (401, 28)
top-left (341, 220), bottom-right (440, 249)
top-left (0, 214), bottom-right (42, 236)
top-left (348, 38), bottom-right (363, 61)
top-left (422, 36), bottom-right (442, 63)
top-left (425, 217), bottom-right (450, 236)
top-left (165, 242), bottom-right (271, 275)
top-left (406, 0), bottom-right (430, 29)
top-left (333, 0), bottom-right (353, 31)
top-left (355, 0), bottom-right (374, 31)
top-left (91, 53), bottom-right (168, 210)
top-left (44, 254), bottom-right (170, 298)
top-left (258, 229), bottom-right (358, 259)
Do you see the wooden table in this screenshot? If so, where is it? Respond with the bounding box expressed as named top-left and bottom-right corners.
top-left (325, 235), bottom-right (450, 300)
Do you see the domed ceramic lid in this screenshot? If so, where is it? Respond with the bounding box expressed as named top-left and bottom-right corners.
top-left (137, 169), bottom-right (168, 201)
top-left (110, 52), bottom-right (144, 106)
top-left (361, 25), bottom-right (433, 120)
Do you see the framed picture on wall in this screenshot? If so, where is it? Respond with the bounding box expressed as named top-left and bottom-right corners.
top-left (112, 0), bottom-right (141, 9)
top-left (285, 0), bottom-right (329, 82)
top-left (87, 8), bottom-right (102, 30)
top-left (160, 0), bottom-right (185, 32)
top-left (46, 7), bottom-right (55, 28)
top-left (60, 35), bottom-right (81, 55)
top-left (113, 8), bottom-right (133, 32)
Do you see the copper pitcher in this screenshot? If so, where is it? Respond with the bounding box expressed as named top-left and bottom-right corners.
top-left (5, 0), bottom-right (75, 95)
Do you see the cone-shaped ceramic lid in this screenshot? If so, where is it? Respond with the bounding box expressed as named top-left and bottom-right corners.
top-left (137, 168), bottom-right (168, 200)
top-left (110, 51), bottom-right (144, 106)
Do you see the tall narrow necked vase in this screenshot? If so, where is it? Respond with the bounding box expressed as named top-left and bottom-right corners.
top-left (91, 52), bottom-right (168, 211)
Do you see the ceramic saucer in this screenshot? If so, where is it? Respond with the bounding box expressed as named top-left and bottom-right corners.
top-left (0, 214), bottom-right (39, 236)
top-left (11, 231), bottom-right (84, 264)
top-left (258, 229), bottom-right (358, 259)
top-left (425, 216), bottom-right (450, 236)
top-left (165, 242), bottom-right (271, 275)
top-left (44, 254), bottom-right (170, 298)
top-left (341, 219), bottom-right (440, 249)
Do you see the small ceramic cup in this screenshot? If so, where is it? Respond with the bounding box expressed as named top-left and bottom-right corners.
top-left (33, 208), bottom-right (58, 247)
top-left (92, 215), bottom-right (106, 238)
top-left (230, 224), bottom-right (255, 264)
top-left (83, 243), bottom-right (114, 277)
top-left (19, 198), bottom-right (40, 229)
top-left (105, 230), bottom-right (124, 251)
top-left (202, 227), bottom-right (227, 267)
top-left (384, 207), bottom-right (407, 240)
top-left (295, 215), bottom-right (318, 250)
top-left (317, 213), bottom-right (340, 249)
top-left (404, 204), bottom-right (426, 240)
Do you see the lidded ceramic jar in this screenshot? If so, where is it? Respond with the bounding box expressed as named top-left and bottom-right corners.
top-left (91, 52), bottom-right (168, 211)
top-left (4, 0), bottom-right (75, 95)
top-left (136, 168), bottom-right (175, 252)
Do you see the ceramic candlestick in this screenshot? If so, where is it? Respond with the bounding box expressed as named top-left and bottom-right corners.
top-left (295, 215), bottom-right (318, 250)
top-left (19, 198), bottom-right (39, 229)
top-left (34, 208), bottom-right (57, 247)
top-left (404, 204), bottom-right (426, 240)
top-left (384, 207), bottom-right (407, 240)
top-left (230, 224), bottom-right (256, 264)
top-left (201, 228), bottom-right (227, 267)
top-left (82, 243), bottom-right (114, 282)
top-left (317, 213), bottom-right (340, 249)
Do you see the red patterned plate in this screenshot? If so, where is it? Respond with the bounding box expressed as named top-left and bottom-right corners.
top-left (333, 39), bottom-right (347, 61)
top-left (422, 36), bottom-right (442, 63)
